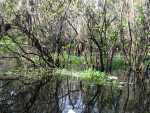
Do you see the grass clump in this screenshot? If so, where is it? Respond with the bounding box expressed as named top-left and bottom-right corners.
top-left (57, 54), bottom-right (85, 67)
top-left (111, 57), bottom-right (128, 70)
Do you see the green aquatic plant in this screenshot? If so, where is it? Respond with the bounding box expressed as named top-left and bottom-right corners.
top-left (55, 69), bottom-right (110, 84)
top-left (81, 69), bottom-right (108, 84)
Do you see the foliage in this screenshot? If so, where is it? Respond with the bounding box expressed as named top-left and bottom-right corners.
top-left (111, 57), bottom-right (128, 70)
top-left (13, 58), bottom-right (21, 67)
top-left (0, 0), bottom-right (149, 77)
top-left (81, 69), bottom-right (107, 84)
top-left (58, 53), bottom-right (85, 67)
top-left (55, 68), bottom-right (109, 84)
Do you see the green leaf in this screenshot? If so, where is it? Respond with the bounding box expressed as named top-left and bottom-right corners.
top-left (68, 0), bottom-right (71, 4)
top-left (125, 43), bottom-right (129, 47)
top-left (5, 3), bottom-right (9, 8)
top-left (57, 6), bottom-right (65, 13)
top-left (41, 5), bottom-right (47, 10)
top-left (136, 3), bottom-right (140, 8)
top-left (89, 3), bottom-right (93, 7)
top-left (29, 0), bottom-right (34, 6)
top-left (94, 25), bottom-right (101, 29)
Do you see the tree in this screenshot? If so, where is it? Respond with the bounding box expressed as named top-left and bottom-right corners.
top-left (0, 0), bottom-right (79, 68)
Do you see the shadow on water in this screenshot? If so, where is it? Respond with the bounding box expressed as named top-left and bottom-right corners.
top-left (0, 67), bottom-right (150, 113)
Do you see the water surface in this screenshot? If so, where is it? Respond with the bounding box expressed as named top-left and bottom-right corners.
top-left (0, 68), bottom-right (150, 113)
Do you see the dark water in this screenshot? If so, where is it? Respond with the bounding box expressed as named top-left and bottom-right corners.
top-left (0, 68), bottom-right (150, 113)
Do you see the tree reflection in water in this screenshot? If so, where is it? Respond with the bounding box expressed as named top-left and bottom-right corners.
top-left (0, 69), bottom-right (150, 113)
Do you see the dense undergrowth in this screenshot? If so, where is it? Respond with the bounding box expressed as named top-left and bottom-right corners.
top-left (5, 53), bottom-right (149, 85)
top-left (58, 54), bottom-right (127, 70)
top-left (58, 53), bottom-right (150, 70)
top-left (12, 53), bottom-right (150, 72)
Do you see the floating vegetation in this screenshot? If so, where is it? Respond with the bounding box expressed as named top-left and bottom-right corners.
top-left (55, 69), bottom-right (115, 85)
